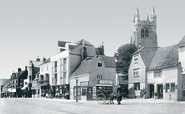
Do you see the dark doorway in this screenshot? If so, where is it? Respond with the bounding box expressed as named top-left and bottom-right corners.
top-left (149, 84), bottom-right (154, 98)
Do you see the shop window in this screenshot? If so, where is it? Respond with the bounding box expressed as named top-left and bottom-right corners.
top-left (133, 68), bottom-right (139, 77)
top-left (165, 83), bottom-right (175, 92)
top-left (98, 63), bottom-right (102, 67)
top-left (165, 83), bottom-right (169, 92)
top-left (134, 83), bottom-right (140, 90)
top-left (82, 87), bottom-right (87, 96)
top-left (154, 69), bottom-right (162, 78)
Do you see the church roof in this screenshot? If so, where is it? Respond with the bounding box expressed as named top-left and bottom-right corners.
top-left (178, 36), bottom-right (185, 46)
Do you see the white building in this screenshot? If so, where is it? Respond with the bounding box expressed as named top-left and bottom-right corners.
top-left (49, 39), bottom-right (96, 99)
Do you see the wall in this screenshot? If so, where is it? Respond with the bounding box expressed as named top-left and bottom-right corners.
top-left (128, 53), bottom-right (146, 98)
top-left (147, 67), bottom-right (178, 100)
top-left (89, 57), bottom-right (117, 93)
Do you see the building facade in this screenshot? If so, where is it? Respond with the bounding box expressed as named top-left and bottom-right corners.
top-left (128, 36), bottom-right (185, 101)
top-left (32, 58), bottom-right (51, 98)
top-left (70, 55), bottom-right (116, 101)
top-left (49, 39), bottom-right (96, 99)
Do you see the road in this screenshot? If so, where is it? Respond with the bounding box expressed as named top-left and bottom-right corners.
top-left (0, 98), bottom-right (185, 114)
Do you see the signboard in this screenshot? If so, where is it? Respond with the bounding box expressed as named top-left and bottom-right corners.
top-left (80, 81), bottom-right (89, 86)
top-left (99, 80), bottom-right (112, 85)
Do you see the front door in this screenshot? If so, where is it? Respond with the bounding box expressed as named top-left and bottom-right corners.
top-left (157, 84), bottom-right (163, 99)
top-left (149, 84), bottom-right (154, 98)
top-left (87, 87), bottom-right (92, 100)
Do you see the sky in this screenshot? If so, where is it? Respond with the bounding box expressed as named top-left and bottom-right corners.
top-left (0, 0), bottom-right (185, 79)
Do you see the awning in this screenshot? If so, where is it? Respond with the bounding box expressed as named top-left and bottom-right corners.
top-left (21, 84), bottom-right (28, 90)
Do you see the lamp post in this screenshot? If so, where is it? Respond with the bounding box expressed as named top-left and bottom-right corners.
top-left (75, 76), bottom-right (79, 102)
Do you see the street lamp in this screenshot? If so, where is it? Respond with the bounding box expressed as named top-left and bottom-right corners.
top-left (75, 76), bottom-right (79, 102)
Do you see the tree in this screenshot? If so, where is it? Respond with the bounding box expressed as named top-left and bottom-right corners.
top-left (114, 44), bottom-right (137, 75)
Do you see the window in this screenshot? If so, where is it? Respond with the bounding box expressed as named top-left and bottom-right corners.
top-left (166, 83), bottom-right (175, 92)
top-left (134, 83), bottom-right (140, 90)
top-left (154, 69), bottom-right (162, 78)
top-left (141, 29), bottom-right (144, 38)
top-left (97, 75), bottom-right (102, 80)
top-left (82, 87), bottom-right (87, 96)
top-left (165, 83), bottom-right (169, 92)
top-left (55, 74), bottom-right (57, 84)
top-left (63, 72), bottom-right (66, 84)
top-left (54, 61), bottom-right (57, 72)
top-left (145, 29), bottom-right (149, 37)
top-left (134, 55), bottom-right (138, 64)
top-left (171, 83), bottom-right (175, 92)
top-left (133, 68), bottom-right (139, 77)
top-left (98, 63), bottom-right (102, 67)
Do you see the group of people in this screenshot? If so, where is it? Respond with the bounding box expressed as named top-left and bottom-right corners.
top-left (110, 91), bottom-right (122, 105)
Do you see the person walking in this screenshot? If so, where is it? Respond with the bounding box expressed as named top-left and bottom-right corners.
top-left (117, 91), bottom-right (122, 105)
top-left (110, 92), bottom-right (115, 104)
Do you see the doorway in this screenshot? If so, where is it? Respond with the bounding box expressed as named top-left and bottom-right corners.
top-left (149, 84), bottom-right (154, 98)
top-left (157, 84), bottom-right (163, 99)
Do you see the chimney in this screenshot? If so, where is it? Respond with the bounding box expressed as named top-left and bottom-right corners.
top-left (25, 66), bottom-right (27, 71)
top-left (36, 56), bottom-right (40, 61)
top-left (18, 68), bottom-right (21, 73)
top-left (43, 57), bottom-right (46, 62)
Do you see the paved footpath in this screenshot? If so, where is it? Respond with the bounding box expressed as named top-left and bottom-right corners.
top-left (1, 98), bottom-right (185, 114)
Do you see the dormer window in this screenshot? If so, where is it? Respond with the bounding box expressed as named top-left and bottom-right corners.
top-left (98, 63), bottom-right (102, 67)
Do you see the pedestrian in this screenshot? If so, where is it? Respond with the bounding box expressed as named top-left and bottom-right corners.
top-left (110, 92), bottom-right (115, 104)
top-left (117, 91), bottom-right (122, 105)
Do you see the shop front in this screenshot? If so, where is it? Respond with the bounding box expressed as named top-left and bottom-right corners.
top-left (50, 84), bottom-right (69, 99)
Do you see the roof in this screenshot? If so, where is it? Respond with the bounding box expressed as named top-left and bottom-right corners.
top-left (58, 41), bottom-right (71, 47)
top-left (0, 79), bottom-right (10, 85)
top-left (32, 61), bottom-right (43, 67)
top-left (99, 55), bottom-right (116, 68)
top-left (148, 45), bottom-right (178, 70)
top-left (178, 36), bottom-right (185, 46)
top-left (71, 56), bottom-right (116, 77)
top-left (74, 39), bottom-right (94, 47)
top-left (134, 47), bottom-right (158, 68)
top-left (39, 58), bottom-right (51, 66)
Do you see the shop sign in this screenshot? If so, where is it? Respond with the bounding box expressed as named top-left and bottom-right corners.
top-left (80, 81), bottom-right (89, 86)
top-left (99, 80), bottom-right (112, 85)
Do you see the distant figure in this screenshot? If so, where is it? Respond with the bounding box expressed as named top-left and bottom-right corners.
top-left (110, 93), bottom-right (115, 104)
top-left (117, 91), bottom-right (122, 105)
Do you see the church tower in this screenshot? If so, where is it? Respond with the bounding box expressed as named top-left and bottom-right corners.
top-left (131, 7), bottom-right (158, 48)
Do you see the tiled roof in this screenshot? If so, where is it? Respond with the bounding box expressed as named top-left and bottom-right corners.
top-left (99, 55), bottom-right (116, 68)
top-left (71, 57), bottom-right (95, 76)
top-left (148, 45), bottom-right (178, 70)
top-left (71, 56), bottom-right (116, 77)
top-left (134, 47), bottom-right (158, 68)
